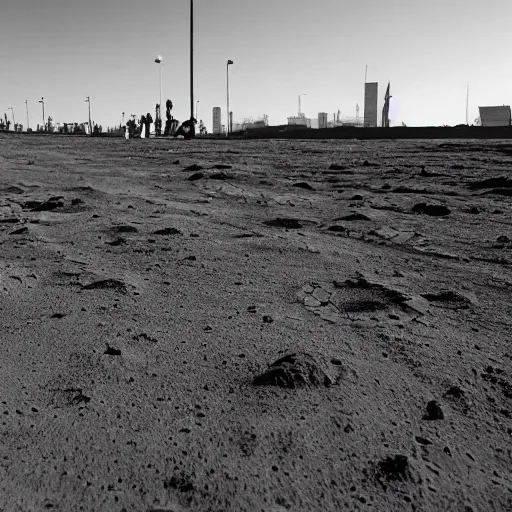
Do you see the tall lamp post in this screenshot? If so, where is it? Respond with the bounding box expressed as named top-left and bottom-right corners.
top-left (122, 112), bottom-right (125, 127)
top-left (190, 0), bottom-right (194, 121)
top-left (196, 100), bottom-right (199, 121)
top-left (25, 100), bottom-right (29, 131)
top-left (227, 59), bottom-right (234, 135)
top-left (155, 55), bottom-right (163, 108)
top-left (85, 97), bottom-right (92, 134)
top-left (39, 97), bottom-right (45, 131)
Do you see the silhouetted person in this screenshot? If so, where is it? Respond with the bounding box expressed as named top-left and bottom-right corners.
top-left (175, 118), bottom-right (196, 140)
top-left (145, 113), bottom-right (153, 137)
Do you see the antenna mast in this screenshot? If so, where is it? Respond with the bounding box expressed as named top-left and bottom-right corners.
top-left (466, 83), bottom-right (469, 125)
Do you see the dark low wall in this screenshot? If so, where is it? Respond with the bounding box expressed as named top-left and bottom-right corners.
top-left (231, 125), bottom-right (512, 140)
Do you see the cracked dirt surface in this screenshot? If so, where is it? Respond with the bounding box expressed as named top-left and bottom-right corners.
top-left (1, 135), bottom-right (512, 511)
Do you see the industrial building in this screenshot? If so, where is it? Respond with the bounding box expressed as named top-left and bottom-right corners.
top-left (212, 107), bottom-right (222, 134)
top-left (287, 115), bottom-right (311, 128)
top-left (318, 113), bottom-right (328, 129)
top-left (478, 106), bottom-right (511, 127)
top-left (364, 82), bottom-right (378, 127)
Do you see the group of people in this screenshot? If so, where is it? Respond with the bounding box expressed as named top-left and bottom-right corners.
top-left (125, 99), bottom-right (207, 140)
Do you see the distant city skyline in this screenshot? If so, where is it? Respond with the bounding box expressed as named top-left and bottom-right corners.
top-left (1, 0), bottom-right (511, 130)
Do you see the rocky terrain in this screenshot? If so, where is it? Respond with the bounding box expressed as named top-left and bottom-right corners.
top-left (0, 134), bottom-right (511, 511)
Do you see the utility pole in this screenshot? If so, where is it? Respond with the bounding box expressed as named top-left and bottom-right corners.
top-left (363, 65), bottom-right (368, 127)
top-left (155, 55), bottom-right (163, 109)
top-left (85, 97), bottom-right (92, 134)
top-left (39, 98), bottom-right (45, 131)
top-left (122, 112), bottom-right (125, 127)
top-left (227, 60), bottom-right (233, 135)
top-left (190, 0), bottom-right (194, 120)
top-left (466, 83), bottom-right (469, 126)
top-left (25, 100), bottom-right (29, 131)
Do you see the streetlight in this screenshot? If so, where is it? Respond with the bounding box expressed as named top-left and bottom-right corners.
top-left (227, 59), bottom-right (234, 135)
top-left (25, 100), bottom-right (29, 131)
top-left (85, 97), bottom-right (92, 134)
top-left (298, 93), bottom-right (307, 116)
top-left (190, 0), bottom-right (194, 121)
top-left (196, 100), bottom-right (199, 121)
top-left (155, 55), bottom-right (163, 109)
top-left (39, 97), bottom-right (45, 131)
top-left (122, 112), bottom-right (125, 127)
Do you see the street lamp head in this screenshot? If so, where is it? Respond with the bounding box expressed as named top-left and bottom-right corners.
top-left (227, 60), bottom-right (234, 66)
top-left (155, 55), bottom-right (163, 63)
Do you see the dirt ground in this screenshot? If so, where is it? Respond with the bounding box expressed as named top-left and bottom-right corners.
top-left (0, 134), bottom-right (511, 512)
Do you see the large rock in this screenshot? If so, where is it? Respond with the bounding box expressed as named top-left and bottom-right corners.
top-left (253, 352), bottom-right (336, 389)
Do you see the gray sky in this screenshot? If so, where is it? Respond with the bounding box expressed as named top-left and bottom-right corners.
top-left (1, 0), bottom-right (510, 129)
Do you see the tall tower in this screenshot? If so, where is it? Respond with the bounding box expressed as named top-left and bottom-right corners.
top-left (364, 83), bottom-right (378, 127)
top-left (212, 107), bottom-right (222, 134)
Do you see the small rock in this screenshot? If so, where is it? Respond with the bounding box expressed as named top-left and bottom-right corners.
top-left (412, 203), bottom-right (451, 217)
top-left (338, 213), bottom-right (370, 221)
top-left (415, 436), bottom-right (432, 445)
top-left (264, 218), bottom-right (303, 229)
top-left (378, 455), bottom-right (410, 481)
top-left (183, 164), bottom-right (203, 172)
top-left (153, 227), bottom-right (182, 236)
top-left (187, 172), bottom-right (204, 181)
top-left (263, 315), bottom-right (273, 323)
top-left (293, 182), bottom-right (314, 190)
top-left (9, 226), bottom-right (28, 235)
top-left (114, 225), bottom-right (138, 233)
top-left (104, 345), bottom-right (122, 356)
top-left (304, 296), bottom-right (321, 308)
top-left (329, 164), bottom-right (348, 171)
top-left (327, 225), bottom-right (346, 233)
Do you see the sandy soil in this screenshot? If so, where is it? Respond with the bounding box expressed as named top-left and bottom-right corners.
top-left (0, 135), bottom-right (511, 512)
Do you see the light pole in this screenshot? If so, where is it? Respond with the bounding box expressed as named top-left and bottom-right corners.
top-left (190, 0), bottom-right (194, 121)
top-left (227, 59), bottom-right (234, 135)
top-left (155, 55), bottom-right (163, 108)
top-left (196, 100), bottom-right (199, 121)
top-left (85, 97), bottom-right (92, 134)
top-left (122, 112), bottom-right (125, 127)
top-left (39, 97), bottom-right (44, 131)
top-left (25, 100), bottom-right (29, 131)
